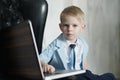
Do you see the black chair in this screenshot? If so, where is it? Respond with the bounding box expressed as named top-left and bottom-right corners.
top-left (19, 0), bottom-right (48, 53)
top-left (0, 0), bottom-right (48, 53)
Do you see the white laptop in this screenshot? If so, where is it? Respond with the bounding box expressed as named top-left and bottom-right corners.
top-left (0, 20), bottom-right (85, 80)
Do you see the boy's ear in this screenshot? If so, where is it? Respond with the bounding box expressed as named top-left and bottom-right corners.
top-left (59, 23), bottom-right (61, 27)
top-left (82, 24), bottom-right (86, 29)
top-left (59, 23), bottom-right (62, 31)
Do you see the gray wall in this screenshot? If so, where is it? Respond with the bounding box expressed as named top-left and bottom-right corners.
top-left (44, 0), bottom-right (120, 79)
top-left (87, 0), bottom-right (120, 78)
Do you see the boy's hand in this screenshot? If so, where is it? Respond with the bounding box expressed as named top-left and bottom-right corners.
top-left (41, 61), bottom-right (55, 74)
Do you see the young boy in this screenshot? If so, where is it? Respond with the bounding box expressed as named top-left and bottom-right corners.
top-left (39, 6), bottom-right (116, 80)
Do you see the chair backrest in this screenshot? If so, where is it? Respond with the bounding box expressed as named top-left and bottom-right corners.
top-left (19, 0), bottom-right (48, 53)
top-left (0, 0), bottom-right (48, 53)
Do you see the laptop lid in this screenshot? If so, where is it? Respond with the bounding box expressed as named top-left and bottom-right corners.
top-left (0, 20), bottom-right (44, 80)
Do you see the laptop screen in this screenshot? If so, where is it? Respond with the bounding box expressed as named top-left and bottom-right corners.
top-left (0, 20), bottom-right (44, 80)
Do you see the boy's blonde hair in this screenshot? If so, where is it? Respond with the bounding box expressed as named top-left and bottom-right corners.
top-left (60, 6), bottom-right (85, 24)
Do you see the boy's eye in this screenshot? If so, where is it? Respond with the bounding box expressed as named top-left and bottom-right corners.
top-left (63, 24), bottom-right (69, 27)
top-left (73, 24), bottom-right (77, 27)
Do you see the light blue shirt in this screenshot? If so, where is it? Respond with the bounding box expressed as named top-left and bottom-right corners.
top-left (39, 33), bottom-right (89, 70)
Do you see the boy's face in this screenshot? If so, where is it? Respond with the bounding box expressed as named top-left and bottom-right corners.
top-left (59, 15), bottom-right (86, 43)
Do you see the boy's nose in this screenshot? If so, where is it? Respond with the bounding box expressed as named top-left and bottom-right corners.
top-left (68, 26), bottom-right (73, 31)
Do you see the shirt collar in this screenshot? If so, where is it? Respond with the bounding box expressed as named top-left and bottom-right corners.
top-left (62, 34), bottom-right (82, 47)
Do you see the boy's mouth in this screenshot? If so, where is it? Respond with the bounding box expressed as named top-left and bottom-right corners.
top-left (66, 33), bottom-right (73, 36)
